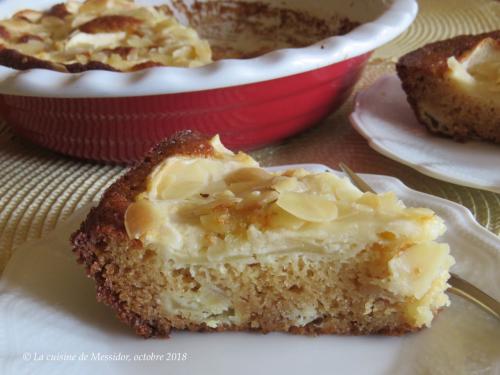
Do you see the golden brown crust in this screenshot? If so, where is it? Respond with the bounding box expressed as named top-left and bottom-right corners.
top-left (71, 130), bottom-right (215, 337)
top-left (0, 46), bottom-right (68, 72)
top-left (397, 31), bottom-right (500, 77)
top-left (0, 46), bottom-right (122, 73)
top-left (129, 61), bottom-right (164, 71)
top-left (396, 30), bottom-right (500, 143)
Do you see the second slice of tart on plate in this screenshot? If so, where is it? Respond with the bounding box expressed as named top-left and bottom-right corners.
top-left (72, 131), bottom-right (455, 338)
top-left (396, 30), bottom-right (500, 144)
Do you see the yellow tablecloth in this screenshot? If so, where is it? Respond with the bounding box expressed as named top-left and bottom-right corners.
top-left (0, 0), bottom-right (499, 274)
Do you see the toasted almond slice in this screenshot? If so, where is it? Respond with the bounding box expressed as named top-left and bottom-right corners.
top-left (152, 159), bottom-right (214, 200)
top-left (65, 0), bottom-right (82, 14)
top-left (227, 181), bottom-right (261, 194)
top-left (357, 192), bottom-right (400, 211)
top-left (302, 173), bottom-right (339, 195)
top-left (333, 178), bottom-right (363, 202)
top-left (124, 199), bottom-right (159, 240)
top-left (276, 192), bottom-right (338, 222)
top-left (155, 174), bottom-right (205, 200)
top-left (267, 203), bottom-right (304, 229)
top-left (14, 10), bottom-right (43, 23)
top-left (236, 190), bottom-right (279, 210)
top-left (66, 31), bottom-right (127, 50)
top-left (225, 167), bottom-right (272, 184)
top-left (79, 0), bottom-right (133, 14)
top-left (271, 176), bottom-right (300, 193)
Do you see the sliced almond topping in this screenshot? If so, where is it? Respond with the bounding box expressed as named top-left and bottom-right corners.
top-left (209, 134), bottom-right (235, 157)
top-left (124, 199), bottom-right (159, 240)
top-left (237, 190), bottom-right (279, 210)
top-left (225, 167), bottom-right (274, 195)
top-left (156, 175), bottom-right (205, 200)
top-left (267, 203), bottom-right (305, 229)
top-left (79, 0), bottom-right (134, 14)
top-left (271, 176), bottom-right (300, 193)
top-left (302, 173), bottom-right (339, 194)
top-left (152, 160), bottom-right (213, 200)
top-left (357, 192), bottom-right (400, 211)
top-left (65, 31), bottom-right (127, 50)
top-left (276, 192), bottom-right (338, 223)
top-left (356, 192), bottom-right (379, 209)
top-left (13, 10), bottom-right (43, 23)
top-left (225, 167), bottom-right (272, 184)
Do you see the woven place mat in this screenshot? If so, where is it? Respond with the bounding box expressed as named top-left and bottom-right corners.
top-left (0, 0), bottom-right (499, 274)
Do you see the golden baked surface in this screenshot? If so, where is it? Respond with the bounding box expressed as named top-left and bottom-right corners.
top-left (72, 131), bottom-right (454, 338)
top-left (397, 31), bottom-right (500, 144)
top-left (0, 0), bottom-right (212, 72)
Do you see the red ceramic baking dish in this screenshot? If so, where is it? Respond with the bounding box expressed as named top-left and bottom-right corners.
top-left (0, 0), bottom-right (417, 163)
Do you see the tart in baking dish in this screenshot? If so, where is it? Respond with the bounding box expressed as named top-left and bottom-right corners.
top-left (0, 0), bottom-right (212, 72)
top-left (72, 131), bottom-right (454, 337)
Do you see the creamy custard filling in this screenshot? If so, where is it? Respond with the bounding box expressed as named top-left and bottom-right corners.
top-left (128, 201), bottom-right (444, 265)
top-left (126, 139), bottom-right (446, 265)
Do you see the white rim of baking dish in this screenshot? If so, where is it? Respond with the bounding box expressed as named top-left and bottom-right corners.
top-left (0, 0), bottom-right (417, 98)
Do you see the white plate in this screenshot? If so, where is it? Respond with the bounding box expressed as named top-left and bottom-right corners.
top-left (350, 75), bottom-right (500, 194)
top-left (1, 164), bottom-right (499, 375)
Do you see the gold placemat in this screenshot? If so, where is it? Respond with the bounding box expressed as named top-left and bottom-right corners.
top-left (0, 0), bottom-right (499, 274)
